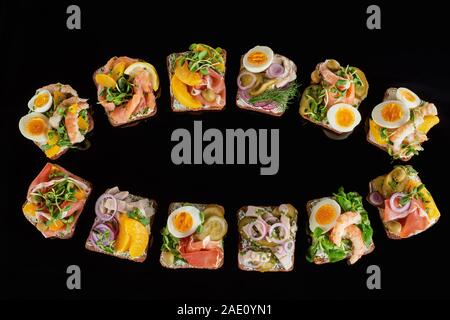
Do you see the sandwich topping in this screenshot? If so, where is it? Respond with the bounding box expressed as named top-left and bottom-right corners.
top-left (300, 59), bottom-right (368, 133)
top-left (368, 88), bottom-right (439, 160)
top-left (238, 204), bottom-right (298, 272)
top-left (23, 163), bottom-right (91, 239)
top-left (19, 83), bottom-right (92, 159)
top-left (306, 188), bottom-right (374, 265)
top-left (94, 56), bottom-right (159, 126)
top-left (237, 46), bottom-right (298, 115)
top-left (169, 43), bottom-right (226, 111)
top-left (368, 166), bottom-right (440, 238)
top-left (86, 187), bottom-right (154, 261)
top-left (161, 204), bottom-right (227, 269)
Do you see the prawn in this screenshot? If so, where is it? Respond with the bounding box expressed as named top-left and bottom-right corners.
top-left (342, 225), bottom-right (366, 265)
top-left (330, 211), bottom-right (361, 246)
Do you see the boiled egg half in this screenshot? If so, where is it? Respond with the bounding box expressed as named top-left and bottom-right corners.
top-left (396, 87), bottom-right (421, 109)
top-left (19, 112), bottom-right (50, 144)
top-left (243, 46), bottom-right (274, 73)
top-left (327, 103), bottom-right (362, 133)
top-left (309, 198), bottom-right (341, 233)
top-left (167, 206), bottom-right (202, 238)
top-left (27, 89), bottom-right (53, 113)
top-left (372, 100), bottom-right (410, 129)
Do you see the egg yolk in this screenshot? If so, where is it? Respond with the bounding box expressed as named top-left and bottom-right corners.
top-left (26, 118), bottom-right (47, 135)
top-left (336, 108), bottom-right (355, 127)
top-left (34, 93), bottom-right (49, 108)
top-left (402, 91), bottom-right (416, 102)
top-left (315, 204), bottom-right (337, 225)
top-left (247, 52), bottom-right (268, 66)
top-left (173, 212), bottom-right (193, 232)
top-left (381, 103), bottom-right (403, 122)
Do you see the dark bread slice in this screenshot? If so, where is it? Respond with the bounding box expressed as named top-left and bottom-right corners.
top-left (85, 195), bottom-right (156, 263)
top-left (306, 197), bottom-right (374, 264)
top-left (237, 205), bottom-right (298, 272)
top-left (166, 50), bottom-right (227, 113)
top-left (23, 163), bottom-right (92, 239)
top-left (92, 57), bottom-right (159, 127)
top-left (160, 202), bottom-right (226, 269)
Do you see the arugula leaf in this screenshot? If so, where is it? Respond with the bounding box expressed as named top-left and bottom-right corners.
top-left (160, 227), bottom-right (186, 263)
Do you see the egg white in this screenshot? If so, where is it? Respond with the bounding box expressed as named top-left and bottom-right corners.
top-left (27, 89), bottom-right (53, 113)
top-left (396, 87), bottom-right (421, 109)
top-left (243, 46), bottom-right (274, 73)
top-left (371, 100), bottom-right (410, 129)
top-left (19, 112), bottom-right (50, 143)
top-left (167, 206), bottom-right (201, 238)
top-left (309, 198), bottom-right (341, 233)
top-left (327, 103), bottom-right (361, 133)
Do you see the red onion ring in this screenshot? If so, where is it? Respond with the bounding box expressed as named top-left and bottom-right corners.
top-left (237, 72), bottom-right (256, 91)
top-left (368, 191), bottom-right (384, 208)
top-left (95, 193), bottom-right (118, 221)
top-left (266, 63), bottom-right (284, 79)
top-left (249, 220), bottom-right (267, 241)
top-left (268, 223), bottom-right (289, 244)
top-left (389, 192), bottom-right (411, 213)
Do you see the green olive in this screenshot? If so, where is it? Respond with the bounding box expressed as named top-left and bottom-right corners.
top-left (326, 59), bottom-right (340, 71)
top-left (201, 89), bottom-right (216, 102)
top-left (311, 70), bottom-right (321, 84)
top-left (239, 73), bottom-right (255, 88)
top-left (385, 221), bottom-right (402, 235)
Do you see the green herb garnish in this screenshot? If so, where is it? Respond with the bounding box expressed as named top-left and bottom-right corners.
top-left (249, 81), bottom-right (299, 112)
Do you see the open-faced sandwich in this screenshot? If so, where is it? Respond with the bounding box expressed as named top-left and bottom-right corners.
top-left (19, 83), bottom-right (93, 159)
top-left (238, 204), bottom-right (298, 272)
top-left (367, 87), bottom-right (439, 161)
top-left (160, 203), bottom-right (228, 269)
top-left (93, 56), bottom-right (160, 127)
top-left (368, 165), bottom-right (440, 239)
top-left (306, 187), bottom-right (374, 265)
top-left (299, 59), bottom-right (368, 137)
top-left (85, 187), bottom-right (156, 262)
top-left (22, 163), bottom-right (92, 239)
top-left (236, 46), bottom-right (298, 116)
top-left (167, 44), bottom-right (226, 112)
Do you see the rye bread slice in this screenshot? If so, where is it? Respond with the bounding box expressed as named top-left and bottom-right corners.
top-left (306, 196), bottom-right (375, 264)
top-left (166, 50), bottom-right (227, 113)
top-left (160, 202), bottom-right (226, 269)
top-left (85, 192), bottom-right (156, 263)
top-left (23, 163), bottom-right (92, 239)
top-left (92, 57), bottom-right (159, 127)
top-left (237, 205), bottom-right (298, 272)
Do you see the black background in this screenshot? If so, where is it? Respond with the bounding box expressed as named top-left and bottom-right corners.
top-left (2, 0), bottom-right (450, 304)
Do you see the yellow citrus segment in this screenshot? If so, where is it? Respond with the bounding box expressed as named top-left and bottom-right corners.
top-left (48, 219), bottom-right (65, 231)
top-left (174, 61), bottom-right (202, 86)
top-left (45, 145), bottom-right (61, 158)
top-left (95, 73), bottom-right (117, 88)
top-left (23, 202), bottom-right (37, 217)
top-left (171, 75), bottom-right (202, 109)
top-left (124, 218), bottom-right (149, 259)
top-left (418, 115), bottom-right (439, 134)
top-left (111, 62), bottom-right (126, 80)
top-left (124, 62), bottom-right (159, 91)
top-left (369, 119), bottom-right (387, 146)
top-left (115, 213), bottom-right (131, 253)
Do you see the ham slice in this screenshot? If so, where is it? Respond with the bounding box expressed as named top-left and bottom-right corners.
top-left (178, 236), bottom-right (223, 268)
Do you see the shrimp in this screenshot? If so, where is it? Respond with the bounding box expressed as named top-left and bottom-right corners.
top-left (342, 225), bottom-right (366, 265)
top-left (390, 102), bottom-right (437, 154)
top-left (330, 211), bottom-right (361, 246)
